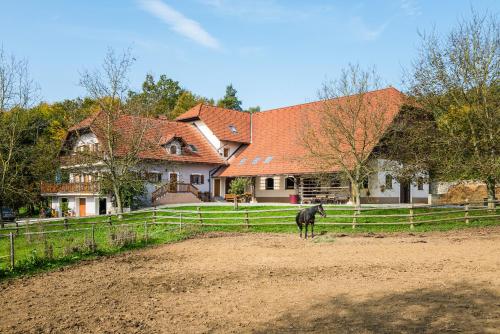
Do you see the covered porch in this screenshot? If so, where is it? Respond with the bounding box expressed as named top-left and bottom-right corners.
top-left (212, 174), bottom-right (351, 204)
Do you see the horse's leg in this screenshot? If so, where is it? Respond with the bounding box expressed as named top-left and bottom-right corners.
top-left (311, 223), bottom-right (314, 238)
top-left (304, 223), bottom-right (308, 239)
top-left (298, 222), bottom-right (303, 238)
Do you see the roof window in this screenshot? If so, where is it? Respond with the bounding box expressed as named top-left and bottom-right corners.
top-left (189, 144), bottom-right (198, 152)
top-left (229, 125), bottom-right (238, 134)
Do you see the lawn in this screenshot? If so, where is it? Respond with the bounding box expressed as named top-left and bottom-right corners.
top-left (0, 203), bottom-right (498, 279)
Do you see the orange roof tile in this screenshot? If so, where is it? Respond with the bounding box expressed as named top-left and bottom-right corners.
top-left (67, 113), bottom-right (224, 165)
top-left (217, 87), bottom-right (406, 177)
top-left (176, 104), bottom-right (251, 143)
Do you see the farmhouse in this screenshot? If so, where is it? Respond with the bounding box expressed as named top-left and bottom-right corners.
top-left (42, 87), bottom-right (429, 217)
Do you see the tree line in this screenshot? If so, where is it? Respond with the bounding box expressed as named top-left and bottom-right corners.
top-left (0, 9), bottom-right (498, 214)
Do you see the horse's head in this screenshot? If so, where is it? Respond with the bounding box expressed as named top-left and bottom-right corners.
top-left (317, 204), bottom-right (327, 218)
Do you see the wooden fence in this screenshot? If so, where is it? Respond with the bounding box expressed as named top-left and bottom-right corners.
top-left (0, 200), bottom-right (498, 270)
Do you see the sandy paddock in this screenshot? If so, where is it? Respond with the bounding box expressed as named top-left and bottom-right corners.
top-left (1, 227), bottom-right (499, 333)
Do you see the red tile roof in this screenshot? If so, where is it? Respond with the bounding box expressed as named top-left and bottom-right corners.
top-left (217, 87), bottom-right (406, 177)
top-left (176, 104), bottom-right (251, 143)
top-left (67, 113), bottom-right (224, 165)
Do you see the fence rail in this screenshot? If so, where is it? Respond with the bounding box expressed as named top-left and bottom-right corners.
top-left (0, 200), bottom-right (498, 272)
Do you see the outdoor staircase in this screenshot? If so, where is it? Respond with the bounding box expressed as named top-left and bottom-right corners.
top-left (151, 182), bottom-right (202, 206)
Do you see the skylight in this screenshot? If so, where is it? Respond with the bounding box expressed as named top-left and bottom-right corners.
top-left (239, 158), bottom-right (247, 165)
top-left (263, 156), bottom-right (273, 164)
top-left (189, 144), bottom-right (198, 152)
top-left (252, 157), bottom-right (261, 165)
top-left (229, 125), bottom-right (238, 134)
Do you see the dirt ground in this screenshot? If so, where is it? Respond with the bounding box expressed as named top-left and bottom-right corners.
top-left (1, 227), bottom-right (500, 334)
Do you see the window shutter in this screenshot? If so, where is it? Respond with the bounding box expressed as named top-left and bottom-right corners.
top-left (201, 175), bottom-right (205, 184)
top-left (190, 175), bottom-right (194, 184)
top-left (260, 177), bottom-right (266, 190)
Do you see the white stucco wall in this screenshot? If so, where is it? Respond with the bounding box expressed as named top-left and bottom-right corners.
top-left (143, 162), bottom-right (213, 194)
top-left (74, 132), bottom-right (98, 148)
top-left (50, 195), bottom-right (112, 217)
top-left (255, 176), bottom-right (296, 198)
top-left (193, 120), bottom-right (220, 150)
top-left (360, 159), bottom-right (429, 203)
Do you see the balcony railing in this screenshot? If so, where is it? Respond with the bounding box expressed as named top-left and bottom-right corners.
top-left (41, 181), bottom-right (100, 194)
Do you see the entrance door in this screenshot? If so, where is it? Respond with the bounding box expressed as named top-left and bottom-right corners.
top-left (169, 173), bottom-right (178, 192)
top-left (99, 198), bottom-right (107, 215)
top-left (214, 179), bottom-right (221, 197)
top-left (79, 198), bottom-right (86, 217)
top-left (400, 181), bottom-right (411, 204)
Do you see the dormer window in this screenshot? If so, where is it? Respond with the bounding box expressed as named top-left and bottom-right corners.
top-left (229, 125), bottom-right (237, 134)
top-left (170, 145), bottom-right (177, 155)
top-left (189, 144), bottom-right (198, 152)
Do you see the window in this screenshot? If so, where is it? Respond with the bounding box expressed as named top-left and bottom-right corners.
top-left (265, 177), bottom-right (274, 190)
top-left (169, 145), bottom-right (177, 154)
top-left (417, 177), bottom-right (424, 190)
top-left (385, 174), bottom-right (393, 190)
top-left (229, 125), bottom-right (238, 134)
top-left (145, 173), bottom-right (162, 183)
top-left (223, 147), bottom-right (230, 157)
top-left (285, 177), bottom-right (295, 190)
top-left (362, 177), bottom-right (369, 189)
top-left (190, 174), bottom-right (204, 185)
top-left (189, 144), bottom-right (197, 152)
top-left (263, 156), bottom-right (273, 164)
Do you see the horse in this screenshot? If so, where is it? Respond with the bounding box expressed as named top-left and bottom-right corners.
top-left (295, 204), bottom-right (327, 239)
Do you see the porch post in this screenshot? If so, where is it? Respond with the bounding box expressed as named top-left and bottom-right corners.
top-left (251, 177), bottom-right (257, 203)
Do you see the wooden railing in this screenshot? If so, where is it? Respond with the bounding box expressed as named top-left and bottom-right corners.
top-left (40, 181), bottom-right (100, 194)
top-left (299, 186), bottom-right (351, 204)
top-left (151, 182), bottom-right (200, 203)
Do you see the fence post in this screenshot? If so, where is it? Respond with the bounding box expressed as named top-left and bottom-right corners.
top-left (107, 213), bottom-right (112, 226)
top-left (245, 209), bottom-right (249, 230)
top-left (91, 223), bottom-right (96, 252)
top-left (153, 206), bottom-right (157, 224)
top-left (197, 207), bottom-right (203, 228)
top-left (64, 217), bottom-right (69, 230)
top-left (409, 205), bottom-right (414, 230)
top-left (352, 211), bottom-right (357, 229)
top-left (179, 212), bottom-right (183, 232)
top-left (9, 232), bottom-right (15, 270)
top-left (464, 198), bottom-right (469, 225)
top-left (144, 221), bottom-right (148, 243)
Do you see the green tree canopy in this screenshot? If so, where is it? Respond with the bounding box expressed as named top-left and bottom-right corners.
top-left (217, 84), bottom-right (243, 111)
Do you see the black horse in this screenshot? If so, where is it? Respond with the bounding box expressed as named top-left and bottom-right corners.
top-left (295, 204), bottom-right (326, 239)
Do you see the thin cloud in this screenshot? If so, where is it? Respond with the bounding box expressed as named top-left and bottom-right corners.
top-left (350, 16), bottom-right (390, 41)
top-left (138, 0), bottom-right (220, 50)
top-left (400, 0), bottom-right (422, 17)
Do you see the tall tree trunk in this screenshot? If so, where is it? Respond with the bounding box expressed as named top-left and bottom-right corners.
top-left (112, 183), bottom-right (123, 218)
top-left (351, 180), bottom-right (361, 211)
top-left (486, 176), bottom-right (496, 209)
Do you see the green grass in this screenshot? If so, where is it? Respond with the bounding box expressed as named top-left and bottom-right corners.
top-left (0, 204), bottom-right (498, 280)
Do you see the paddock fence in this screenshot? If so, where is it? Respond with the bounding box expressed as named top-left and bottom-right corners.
top-left (0, 199), bottom-right (498, 272)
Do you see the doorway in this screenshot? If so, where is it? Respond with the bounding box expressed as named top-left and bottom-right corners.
top-left (99, 198), bottom-right (107, 215)
top-left (400, 181), bottom-right (411, 204)
top-left (79, 198), bottom-right (86, 217)
top-left (169, 173), bottom-right (178, 192)
top-left (214, 179), bottom-right (221, 197)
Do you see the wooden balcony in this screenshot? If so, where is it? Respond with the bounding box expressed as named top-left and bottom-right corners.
top-left (41, 181), bottom-right (100, 194)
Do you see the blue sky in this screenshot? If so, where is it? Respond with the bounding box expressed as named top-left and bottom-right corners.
top-left (1, 0), bottom-right (498, 110)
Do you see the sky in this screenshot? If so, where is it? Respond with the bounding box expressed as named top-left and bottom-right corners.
top-left (1, 0), bottom-right (498, 110)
